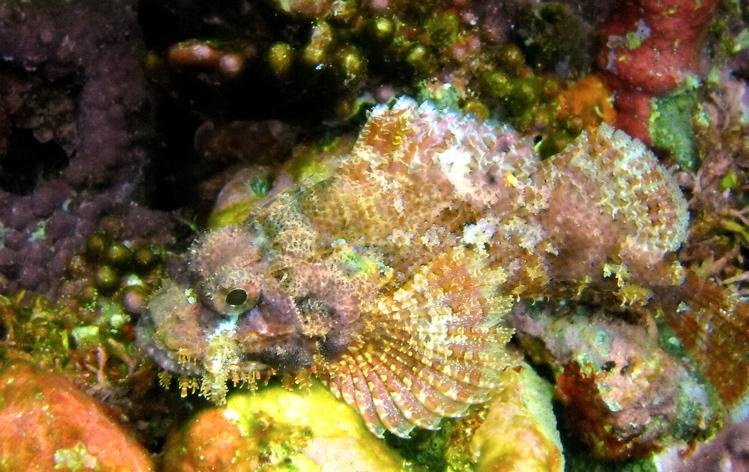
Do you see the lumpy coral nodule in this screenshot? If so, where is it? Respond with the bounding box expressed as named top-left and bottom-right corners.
top-left (0, 361), bottom-right (155, 471)
top-left (136, 97), bottom-right (707, 441)
top-left (161, 380), bottom-right (406, 471)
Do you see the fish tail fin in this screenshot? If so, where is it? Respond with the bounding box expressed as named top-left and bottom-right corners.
top-left (662, 271), bottom-right (749, 408)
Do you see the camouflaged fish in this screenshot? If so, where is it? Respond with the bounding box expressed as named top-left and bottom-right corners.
top-left (137, 96), bottom-right (724, 438)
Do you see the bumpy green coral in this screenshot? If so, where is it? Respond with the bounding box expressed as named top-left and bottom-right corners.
top-left (649, 80), bottom-right (701, 169)
top-left (149, 0), bottom-right (607, 143)
top-left (0, 220), bottom-right (166, 404)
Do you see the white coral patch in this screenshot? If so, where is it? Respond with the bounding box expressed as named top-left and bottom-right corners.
top-left (462, 217), bottom-right (498, 246)
top-left (436, 147), bottom-right (475, 197)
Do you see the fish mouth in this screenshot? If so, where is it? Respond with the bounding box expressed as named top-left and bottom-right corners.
top-left (135, 294), bottom-right (272, 378)
top-left (136, 317), bottom-right (272, 377)
top-left (135, 314), bottom-right (204, 376)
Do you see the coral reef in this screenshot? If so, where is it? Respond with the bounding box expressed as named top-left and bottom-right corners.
top-left (672, 73), bottom-right (749, 409)
top-left (510, 302), bottom-right (722, 460)
top-left (138, 97), bottom-right (695, 443)
top-left (0, 0), bottom-right (746, 468)
top-left (597, 0), bottom-right (719, 145)
top-left (0, 0), bottom-right (155, 297)
top-left (0, 214), bottom-right (191, 450)
top-left (161, 381), bottom-right (406, 471)
top-left (1, 214), bottom-right (169, 390)
top-left (140, 0), bottom-right (610, 157)
top-left (0, 361), bottom-right (154, 471)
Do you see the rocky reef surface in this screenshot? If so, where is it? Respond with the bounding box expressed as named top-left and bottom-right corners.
top-left (0, 0), bottom-right (748, 470)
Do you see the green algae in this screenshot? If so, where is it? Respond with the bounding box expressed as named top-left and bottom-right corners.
top-left (53, 443), bottom-right (100, 471)
top-left (649, 81), bottom-right (701, 169)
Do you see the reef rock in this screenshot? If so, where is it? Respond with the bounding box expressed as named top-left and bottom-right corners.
top-left (471, 364), bottom-right (564, 472)
top-left (161, 381), bottom-right (405, 471)
top-left (0, 0), bottom-right (155, 297)
top-left (597, 0), bottom-right (719, 144)
top-left (510, 302), bottom-right (723, 460)
top-left (0, 361), bottom-right (154, 471)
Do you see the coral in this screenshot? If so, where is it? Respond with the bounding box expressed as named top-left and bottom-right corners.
top-left (0, 361), bottom-right (154, 471)
top-left (469, 365), bottom-right (564, 472)
top-left (138, 97), bottom-right (702, 448)
top-left (541, 73), bottom-right (616, 157)
top-left (648, 80), bottom-right (701, 169)
top-left (166, 39), bottom-right (255, 80)
top-left (161, 381), bottom-right (406, 471)
top-left (0, 215), bottom-right (189, 448)
top-left (0, 0), bottom-right (154, 297)
top-left (510, 302), bottom-right (723, 460)
top-left (597, 0), bottom-right (719, 144)
top-left (513, 2), bottom-right (595, 77)
top-left (141, 0), bottom-right (605, 148)
top-left (557, 75), bottom-right (617, 133)
top-left (0, 290), bottom-right (144, 401)
top-left (667, 419), bottom-right (749, 471)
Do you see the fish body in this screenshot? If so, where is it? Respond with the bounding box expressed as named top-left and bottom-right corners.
top-left (138, 97), bottom-right (692, 438)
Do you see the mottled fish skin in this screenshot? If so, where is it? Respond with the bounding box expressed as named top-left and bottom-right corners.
top-left (137, 97), bottom-right (692, 438)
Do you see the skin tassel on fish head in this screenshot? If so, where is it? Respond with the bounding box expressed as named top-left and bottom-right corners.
top-left (137, 97), bottom-right (748, 438)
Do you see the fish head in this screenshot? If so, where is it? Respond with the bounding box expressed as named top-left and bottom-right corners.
top-left (137, 224), bottom-right (363, 379)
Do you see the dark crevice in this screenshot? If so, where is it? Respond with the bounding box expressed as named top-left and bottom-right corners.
top-left (0, 128), bottom-right (70, 195)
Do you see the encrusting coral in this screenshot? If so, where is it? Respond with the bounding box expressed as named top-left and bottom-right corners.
top-left (0, 361), bottom-right (155, 471)
top-left (0, 0), bottom-right (154, 298)
top-left (161, 380), bottom-right (406, 471)
top-left (597, 0), bottom-right (719, 145)
top-left (510, 302), bottom-right (722, 460)
top-left (137, 96), bottom-right (742, 443)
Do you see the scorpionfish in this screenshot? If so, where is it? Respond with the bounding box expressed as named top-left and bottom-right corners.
top-left (137, 97), bottom-right (744, 439)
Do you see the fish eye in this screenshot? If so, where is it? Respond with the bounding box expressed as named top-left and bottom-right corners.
top-left (225, 288), bottom-right (248, 306)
